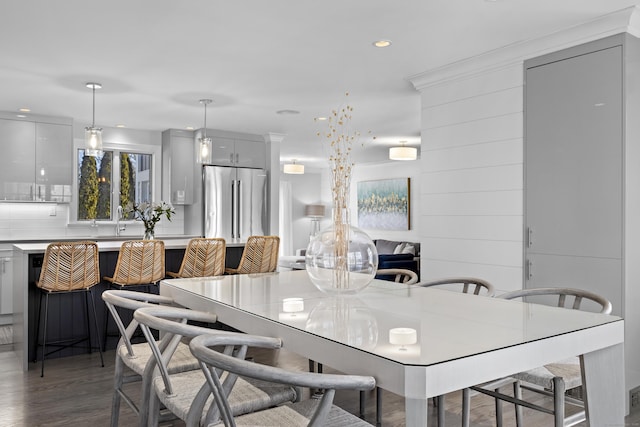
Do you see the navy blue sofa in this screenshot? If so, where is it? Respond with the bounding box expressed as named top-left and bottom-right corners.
top-left (374, 239), bottom-right (420, 281)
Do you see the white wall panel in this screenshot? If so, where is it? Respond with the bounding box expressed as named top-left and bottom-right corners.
top-left (424, 139), bottom-right (522, 172)
top-left (421, 215), bottom-right (521, 242)
top-left (423, 87), bottom-right (522, 129)
top-left (419, 191), bottom-right (522, 216)
top-left (420, 259), bottom-right (522, 293)
top-left (420, 64), bottom-right (523, 109)
top-left (422, 113), bottom-right (522, 150)
top-left (416, 64), bottom-right (525, 292)
top-left (421, 237), bottom-right (522, 267)
top-left (421, 164), bottom-right (522, 194)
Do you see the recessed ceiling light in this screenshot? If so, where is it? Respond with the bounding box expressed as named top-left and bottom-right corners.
top-left (315, 117), bottom-right (327, 121)
top-left (116, 124), bottom-right (126, 128)
top-left (186, 126), bottom-right (195, 130)
top-left (18, 108), bottom-right (30, 112)
top-left (276, 109), bottom-right (300, 115)
top-left (16, 114), bottom-right (27, 118)
top-left (373, 40), bottom-right (392, 48)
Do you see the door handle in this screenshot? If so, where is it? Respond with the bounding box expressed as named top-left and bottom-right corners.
top-left (526, 259), bottom-right (533, 280)
top-left (527, 227), bottom-right (533, 247)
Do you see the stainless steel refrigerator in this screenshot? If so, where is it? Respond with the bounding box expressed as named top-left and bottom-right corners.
top-left (203, 165), bottom-right (268, 241)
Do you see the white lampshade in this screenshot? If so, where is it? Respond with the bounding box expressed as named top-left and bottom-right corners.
top-left (283, 161), bottom-right (305, 174)
top-left (389, 327), bottom-right (417, 347)
top-left (389, 146), bottom-right (417, 161)
top-left (305, 204), bottom-right (325, 217)
top-left (283, 298), bottom-right (304, 313)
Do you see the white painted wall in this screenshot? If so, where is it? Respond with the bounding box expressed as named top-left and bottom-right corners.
top-left (280, 171), bottom-right (323, 255)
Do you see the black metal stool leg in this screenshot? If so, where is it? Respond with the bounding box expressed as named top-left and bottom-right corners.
top-left (87, 289), bottom-right (104, 367)
top-left (41, 292), bottom-right (50, 377)
top-left (33, 291), bottom-right (43, 364)
top-left (376, 387), bottom-right (382, 426)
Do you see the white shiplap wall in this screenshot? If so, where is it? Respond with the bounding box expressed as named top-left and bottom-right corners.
top-left (411, 6), bottom-right (640, 293)
top-left (417, 64), bottom-right (524, 292)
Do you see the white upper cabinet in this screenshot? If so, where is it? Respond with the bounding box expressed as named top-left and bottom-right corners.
top-left (0, 115), bottom-right (71, 202)
top-left (204, 130), bottom-right (266, 169)
top-left (162, 129), bottom-right (195, 205)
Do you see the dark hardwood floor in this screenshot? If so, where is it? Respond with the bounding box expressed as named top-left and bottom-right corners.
top-left (0, 346), bottom-right (637, 426)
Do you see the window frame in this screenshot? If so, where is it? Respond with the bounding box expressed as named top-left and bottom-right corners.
top-left (70, 138), bottom-right (161, 225)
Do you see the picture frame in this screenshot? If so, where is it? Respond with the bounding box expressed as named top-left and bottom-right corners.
top-left (357, 178), bottom-right (410, 230)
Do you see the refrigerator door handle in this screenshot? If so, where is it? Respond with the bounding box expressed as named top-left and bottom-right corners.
top-left (231, 180), bottom-right (236, 239)
top-left (237, 179), bottom-right (242, 240)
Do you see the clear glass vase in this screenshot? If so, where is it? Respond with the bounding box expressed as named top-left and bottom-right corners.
top-left (305, 208), bottom-right (378, 295)
top-left (143, 228), bottom-right (155, 240)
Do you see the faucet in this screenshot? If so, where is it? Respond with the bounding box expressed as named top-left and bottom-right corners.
top-left (115, 205), bottom-right (126, 236)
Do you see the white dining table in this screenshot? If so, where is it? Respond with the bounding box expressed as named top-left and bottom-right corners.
top-left (160, 270), bottom-right (624, 426)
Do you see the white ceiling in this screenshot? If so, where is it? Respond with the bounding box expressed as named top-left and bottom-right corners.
top-left (1, 1), bottom-right (638, 169)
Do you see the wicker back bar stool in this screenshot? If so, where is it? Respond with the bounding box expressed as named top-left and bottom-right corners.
top-left (167, 237), bottom-right (226, 278)
top-left (33, 241), bottom-right (104, 377)
top-left (224, 235), bottom-right (279, 274)
top-left (103, 240), bottom-right (165, 348)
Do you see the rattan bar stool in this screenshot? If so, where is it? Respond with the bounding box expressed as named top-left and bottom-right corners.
top-left (32, 241), bottom-right (104, 377)
top-left (103, 240), bottom-right (165, 347)
top-left (224, 235), bottom-right (279, 274)
top-left (167, 237), bottom-right (225, 278)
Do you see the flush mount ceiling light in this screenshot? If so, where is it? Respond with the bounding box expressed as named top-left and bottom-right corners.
top-left (84, 82), bottom-right (103, 157)
top-left (197, 99), bottom-right (213, 164)
top-left (276, 109), bottom-right (300, 115)
top-left (373, 39), bottom-right (392, 48)
top-left (283, 159), bottom-right (305, 174)
top-left (389, 141), bottom-right (417, 161)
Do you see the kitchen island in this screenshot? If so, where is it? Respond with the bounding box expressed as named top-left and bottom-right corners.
top-left (12, 237), bottom-right (245, 372)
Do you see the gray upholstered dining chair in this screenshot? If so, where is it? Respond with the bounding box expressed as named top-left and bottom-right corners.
top-left (102, 290), bottom-right (206, 427)
top-left (467, 287), bottom-right (613, 427)
top-left (133, 305), bottom-right (298, 427)
top-left (376, 268), bottom-right (419, 285)
top-left (189, 332), bottom-right (377, 426)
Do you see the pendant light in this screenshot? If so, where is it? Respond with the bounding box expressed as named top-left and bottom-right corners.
top-left (197, 99), bottom-right (213, 163)
top-left (84, 82), bottom-right (103, 157)
top-left (283, 159), bottom-right (304, 174)
top-left (389, 141), bottom-right (417, 161)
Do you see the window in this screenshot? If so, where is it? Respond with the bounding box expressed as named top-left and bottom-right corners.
top-left (76, 148), bottom-right (153, 221)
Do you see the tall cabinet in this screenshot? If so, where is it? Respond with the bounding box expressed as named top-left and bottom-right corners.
top-left (524, 33), bottom-right (640, 403)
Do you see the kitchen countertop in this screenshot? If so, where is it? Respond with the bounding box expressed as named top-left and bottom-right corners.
top-left (12, 237), bottom-right (247, 253)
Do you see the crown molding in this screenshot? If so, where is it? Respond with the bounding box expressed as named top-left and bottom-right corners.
top-left (408, 6), bottom-right (640, 91)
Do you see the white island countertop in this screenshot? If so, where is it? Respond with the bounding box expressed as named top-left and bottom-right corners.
top-left (13, 238), bottom-right (246, 253)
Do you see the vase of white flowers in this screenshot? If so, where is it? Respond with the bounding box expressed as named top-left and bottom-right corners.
top-left (305, 93), bottom-right (378, 295)
top-left (127, 201), bottom-right (175, 240)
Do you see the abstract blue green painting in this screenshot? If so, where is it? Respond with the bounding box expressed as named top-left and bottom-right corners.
top-left (357, 178), bottom-right (410, 230)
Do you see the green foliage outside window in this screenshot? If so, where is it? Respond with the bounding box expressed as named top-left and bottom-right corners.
top-left (78, 155), bottom-right (98, 220)
top-left (96, 151), bottom-right (112, 220)
top-left (120, 153), bottom-right (132, 218)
